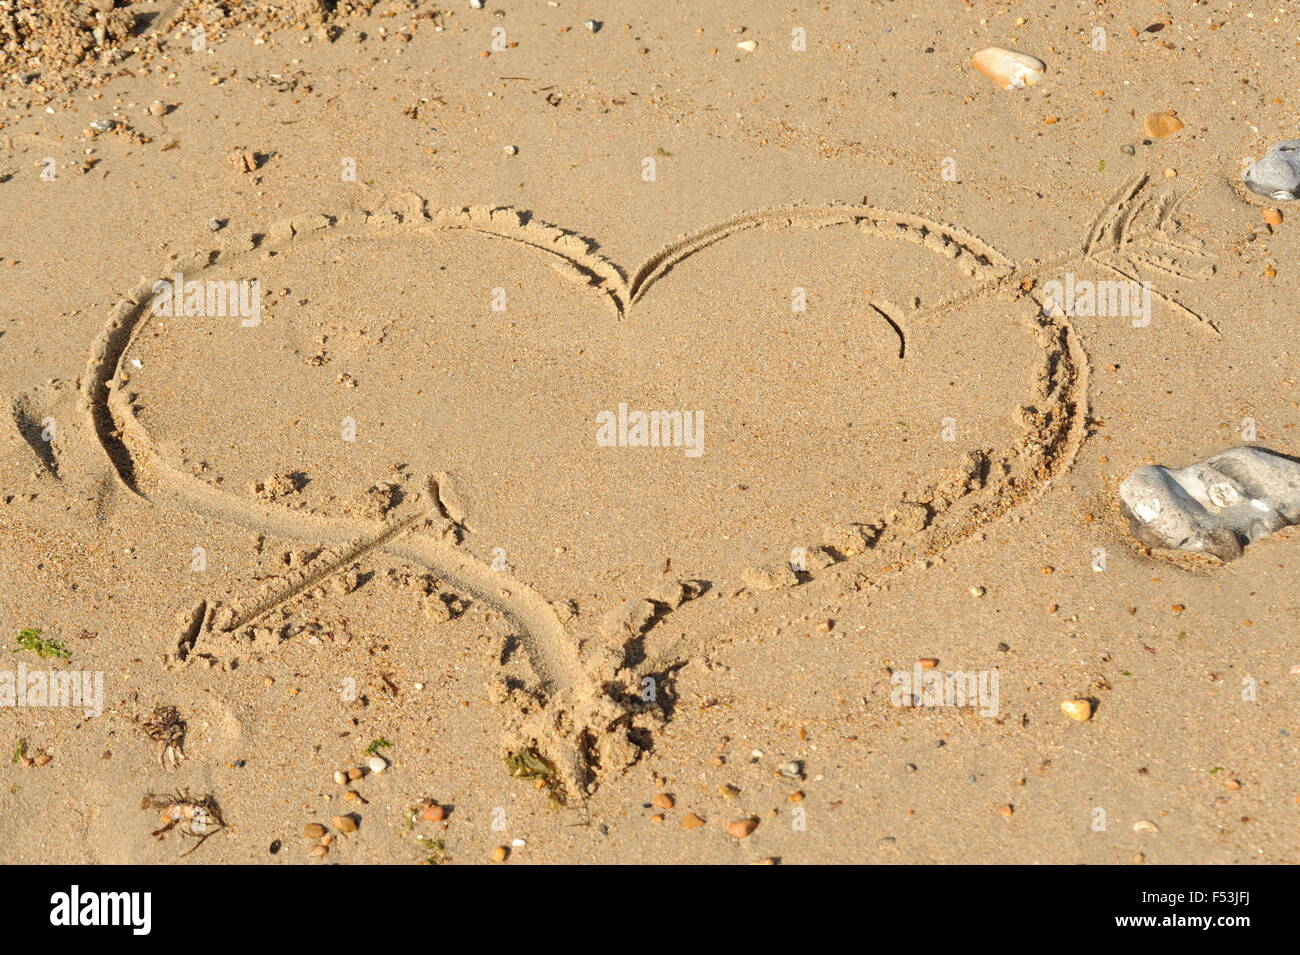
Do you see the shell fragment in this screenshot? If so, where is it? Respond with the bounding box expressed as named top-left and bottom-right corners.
top-left (970, 47), bottom-right (1045, 90)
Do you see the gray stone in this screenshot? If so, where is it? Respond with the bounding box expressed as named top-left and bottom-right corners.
top-left (1119, 447), bottom-right (1300, 561)
top-left (1243, 137), bottom-right (1300, 201)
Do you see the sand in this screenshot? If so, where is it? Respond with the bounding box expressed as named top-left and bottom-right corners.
top-left (0, 0), bottom-right (1295, 864)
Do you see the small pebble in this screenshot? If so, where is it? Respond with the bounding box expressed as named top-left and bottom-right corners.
top-left (332, 814), bottom-right (358, 833)
top-left (492, 845), bottom-right (509, 862)
top-left (651, 792), bottom-right (675, 810)
top-left (1263, 208), bottom-right (1284, 226)
top-left (736, 40), bottom-right (757, 53)
top-left (367, 755), bottom-right (388, 773)
top-left (726, 817), bottom-right (759, 838)
top-left (584, 20), bottom-right (601, 33)
top-left (682, 812), bottom-right (705, 829)
top-left (503, 144), bottom-right (518, 156)
top-left (301, 822), bottom-right (326, 839)
top-left (1061, 699), bottom-right (1093, 722)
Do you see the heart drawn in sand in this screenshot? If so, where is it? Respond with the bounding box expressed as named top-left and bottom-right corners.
top-left (76, 191), bottom-right (1101, 789)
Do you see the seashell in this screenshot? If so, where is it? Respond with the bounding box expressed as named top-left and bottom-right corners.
top-left (970, 47), bottom-right (1045, 90)
top-left (1244, 137), bottom-right (1300, 201)
top-left (736, 40), bottom-right (757, 53)
top-left (1143, 111), bottom-right (1183, 138)
top-left (1118, 446), bottom-right (1300, 562)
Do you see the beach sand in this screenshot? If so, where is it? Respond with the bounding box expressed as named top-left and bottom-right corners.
top-left (0, 0), bottom-right (1295, 864)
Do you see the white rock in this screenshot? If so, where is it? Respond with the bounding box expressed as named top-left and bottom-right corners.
top-left (1118, 446), bottom-right (1300, 561)
top-left (736, 40), bottom-right (757, 53)
top-left (367, 755), bottom-right (388, 773)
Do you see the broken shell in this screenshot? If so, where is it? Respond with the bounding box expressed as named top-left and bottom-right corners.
top-left (1263, 208), bottom-right (1284, 226)
top-left (1143, 111), bottom-right (1183, 138)
top-left (970, 47), bottom-right (1045, 90)
top-left (1132, 819), bottom-right (1160, 833)
top-left (1061, 699), bottom-right (1093, 722)
top-left (736, 40), bottom-right (758, 53)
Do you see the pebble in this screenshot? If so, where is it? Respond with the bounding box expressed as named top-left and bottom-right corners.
top-left (333, 770), bottom-right (349, 785)
top-left (1263, 208), bottom-right (1283, 226)
top-left (206, 217), bottom-right (225, 232)
top-left (308, 844), bottom-right (329, 858)
top-left (492, 845), bottom-right (509, 862)
top-left (420, 803), bottom-right (447, 822)
top-left (1143, 111), bottom-right (1183, 138)
top-left (736, 40), bottom-right (758, 53)
top-left (969, 585), bottom-right (986, 597)
top-left (148, 100), bottom-right (168, 117)
top-left (366, 755), bottom-right (388, 774)
top-left (584, 20), bottom-right (601, 33)
top-left (651, 792), bottom-right (675, 810)
top-left (682, 812), bottom-right (705, 829)
top-left (332, 814), bottom-right (358, 833)
top-left (1060, 699), bottom-right (1093, 722)
top-left (726, 817), bottom-right (759, 838)
top-left (776, 760), bottom-right (802, 779)
top-left (970, 47), bottom-right (1045, 90)
top-left (997, 804), bottom-right (1014, 817)
top-left (503, 144), bottom-right (518, 156)
top-left (301, 822), bottom-right (326, 839)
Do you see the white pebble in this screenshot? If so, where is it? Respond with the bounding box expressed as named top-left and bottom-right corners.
top-left (367, 755), bottom-right (388, 773)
